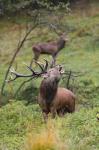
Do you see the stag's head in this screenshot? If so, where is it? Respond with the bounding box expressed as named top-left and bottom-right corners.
top-left (42, 65), bottom-right (64, 83)
top-left (59, 33), bottom-right (69, 42)
top-left (50, 24), bottom-right (69, 42)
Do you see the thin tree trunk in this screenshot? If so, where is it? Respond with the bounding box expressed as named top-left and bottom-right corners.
top-left (1, 23), bottom-right (38, 95)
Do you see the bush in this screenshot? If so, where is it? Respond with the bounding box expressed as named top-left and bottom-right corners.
top-left (0, 0), bottom-right (69, 16)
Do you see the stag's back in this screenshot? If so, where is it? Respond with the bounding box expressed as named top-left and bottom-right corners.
top-left (53, 87), bottom-right (75, 112)
top-left (32, 34), bottom-right (67, 56)
top-left (36, 43), bottom-right (57, 54)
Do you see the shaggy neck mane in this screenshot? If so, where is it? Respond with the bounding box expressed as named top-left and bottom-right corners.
top-left (40, 78), bottom-right (58, 105)
top-left (57, 38), bottom-right (65, 50)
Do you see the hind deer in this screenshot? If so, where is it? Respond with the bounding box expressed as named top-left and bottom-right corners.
top-left (8, 60), bottom-right (75, 121)
top-left (30, 32), bottom-right (68, 67)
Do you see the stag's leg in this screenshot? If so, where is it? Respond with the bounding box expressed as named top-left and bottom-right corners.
top-left (30, 58), bottom-right (34, 67)
top-left (50, 55), bottom-right (57, 68)
top-left (42, 110), bottom-right (49, 122)
top-left (50, 107), bottom-right (57, 118)
top-left (30, 51), bottom-right (40, 67)
top-left (57, 107), bottom-right (66, 117)
top-left (43, 112), bottom-right (48, 122)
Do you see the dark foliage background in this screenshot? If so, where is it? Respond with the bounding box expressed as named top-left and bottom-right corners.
top-left (0, 0), bottom-right (96, 16)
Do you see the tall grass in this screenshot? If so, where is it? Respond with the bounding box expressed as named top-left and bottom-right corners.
top-left (0, 3), bottom-right (99, 150)
top-left (24, 119), bottom-right (68, 150)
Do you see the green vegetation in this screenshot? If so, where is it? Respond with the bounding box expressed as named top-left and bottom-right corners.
top-left (0, 0), bottom-right (69, 16)
top-left (0, 2), bottom-right (99, 150)
top-left (0, 102), bottom-right (98, 150)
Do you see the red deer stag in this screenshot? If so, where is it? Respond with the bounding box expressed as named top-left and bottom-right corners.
top-left (30, 33), bottom-right (68, 67)
top-left (8, 60), bottom-right (75, 120)
top-left (38, 64), bottom-right (75, 120)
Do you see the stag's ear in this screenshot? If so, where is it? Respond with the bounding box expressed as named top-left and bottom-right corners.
top-left (58, 65), bottom-right (64, 74)
top-left (65, 36), bottom-right (69, 42)
top-left (60, 69), bottom-right (65, 74)
top-left (59, 66), bottom-right (62, 71)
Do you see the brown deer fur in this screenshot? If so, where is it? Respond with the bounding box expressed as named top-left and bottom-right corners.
top-left (38, 66), bottom-right (75, 120)
top-left (30, 33), bottom-right (68, 66)
top-left (9, 60), bottom-right (75, 121)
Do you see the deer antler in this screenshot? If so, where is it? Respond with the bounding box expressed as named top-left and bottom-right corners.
top-left (35, 59), bottom-right (48, 73)
top-left (50, 24), bottom-right (62, 36)
top-left (6, 59), bottom-right (49, 82)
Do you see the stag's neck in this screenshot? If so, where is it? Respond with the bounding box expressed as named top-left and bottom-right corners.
top-left (40, 78), bottom-right (58, 104)
top-left (57, 38), bottom-right (65, 51)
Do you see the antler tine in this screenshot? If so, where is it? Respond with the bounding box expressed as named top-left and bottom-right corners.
top-left (35, 59), bottom-right (48, 73)
top-left (43, 59), bottom-right (49, 71)
top-left (6, 68), bottom-right (22, 83)
top-left (6, 60), bottom-right (49, 82)
top-left (24, 63), bottom-right (36, 75)
top-left (10, 67), bottom-right (35, 77)
top-left (7, 66), bottom-right (38, 83)
top-left (6, 73), bottom-right (18, 83)
top-left (50, 24), bottom-right (61, 36)
top-left (33, 59), bottom-right (48, 75)
top-left (6, 78), bottom-right (16, 83)
top-left (35, 61), bottom-right (44, 72)
top-left (10, 68), bottom-right (23, 77)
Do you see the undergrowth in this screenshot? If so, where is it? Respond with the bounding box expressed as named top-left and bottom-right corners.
top-left (0, 3), bottom-right (99, 150)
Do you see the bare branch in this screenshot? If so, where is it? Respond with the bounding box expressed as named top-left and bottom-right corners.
top-left (1, 18), bottom-right (38, 95)
top-left (63, 70), bottom-right (87, 77)
top-left (66, 70), bottom-right (72, 89)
